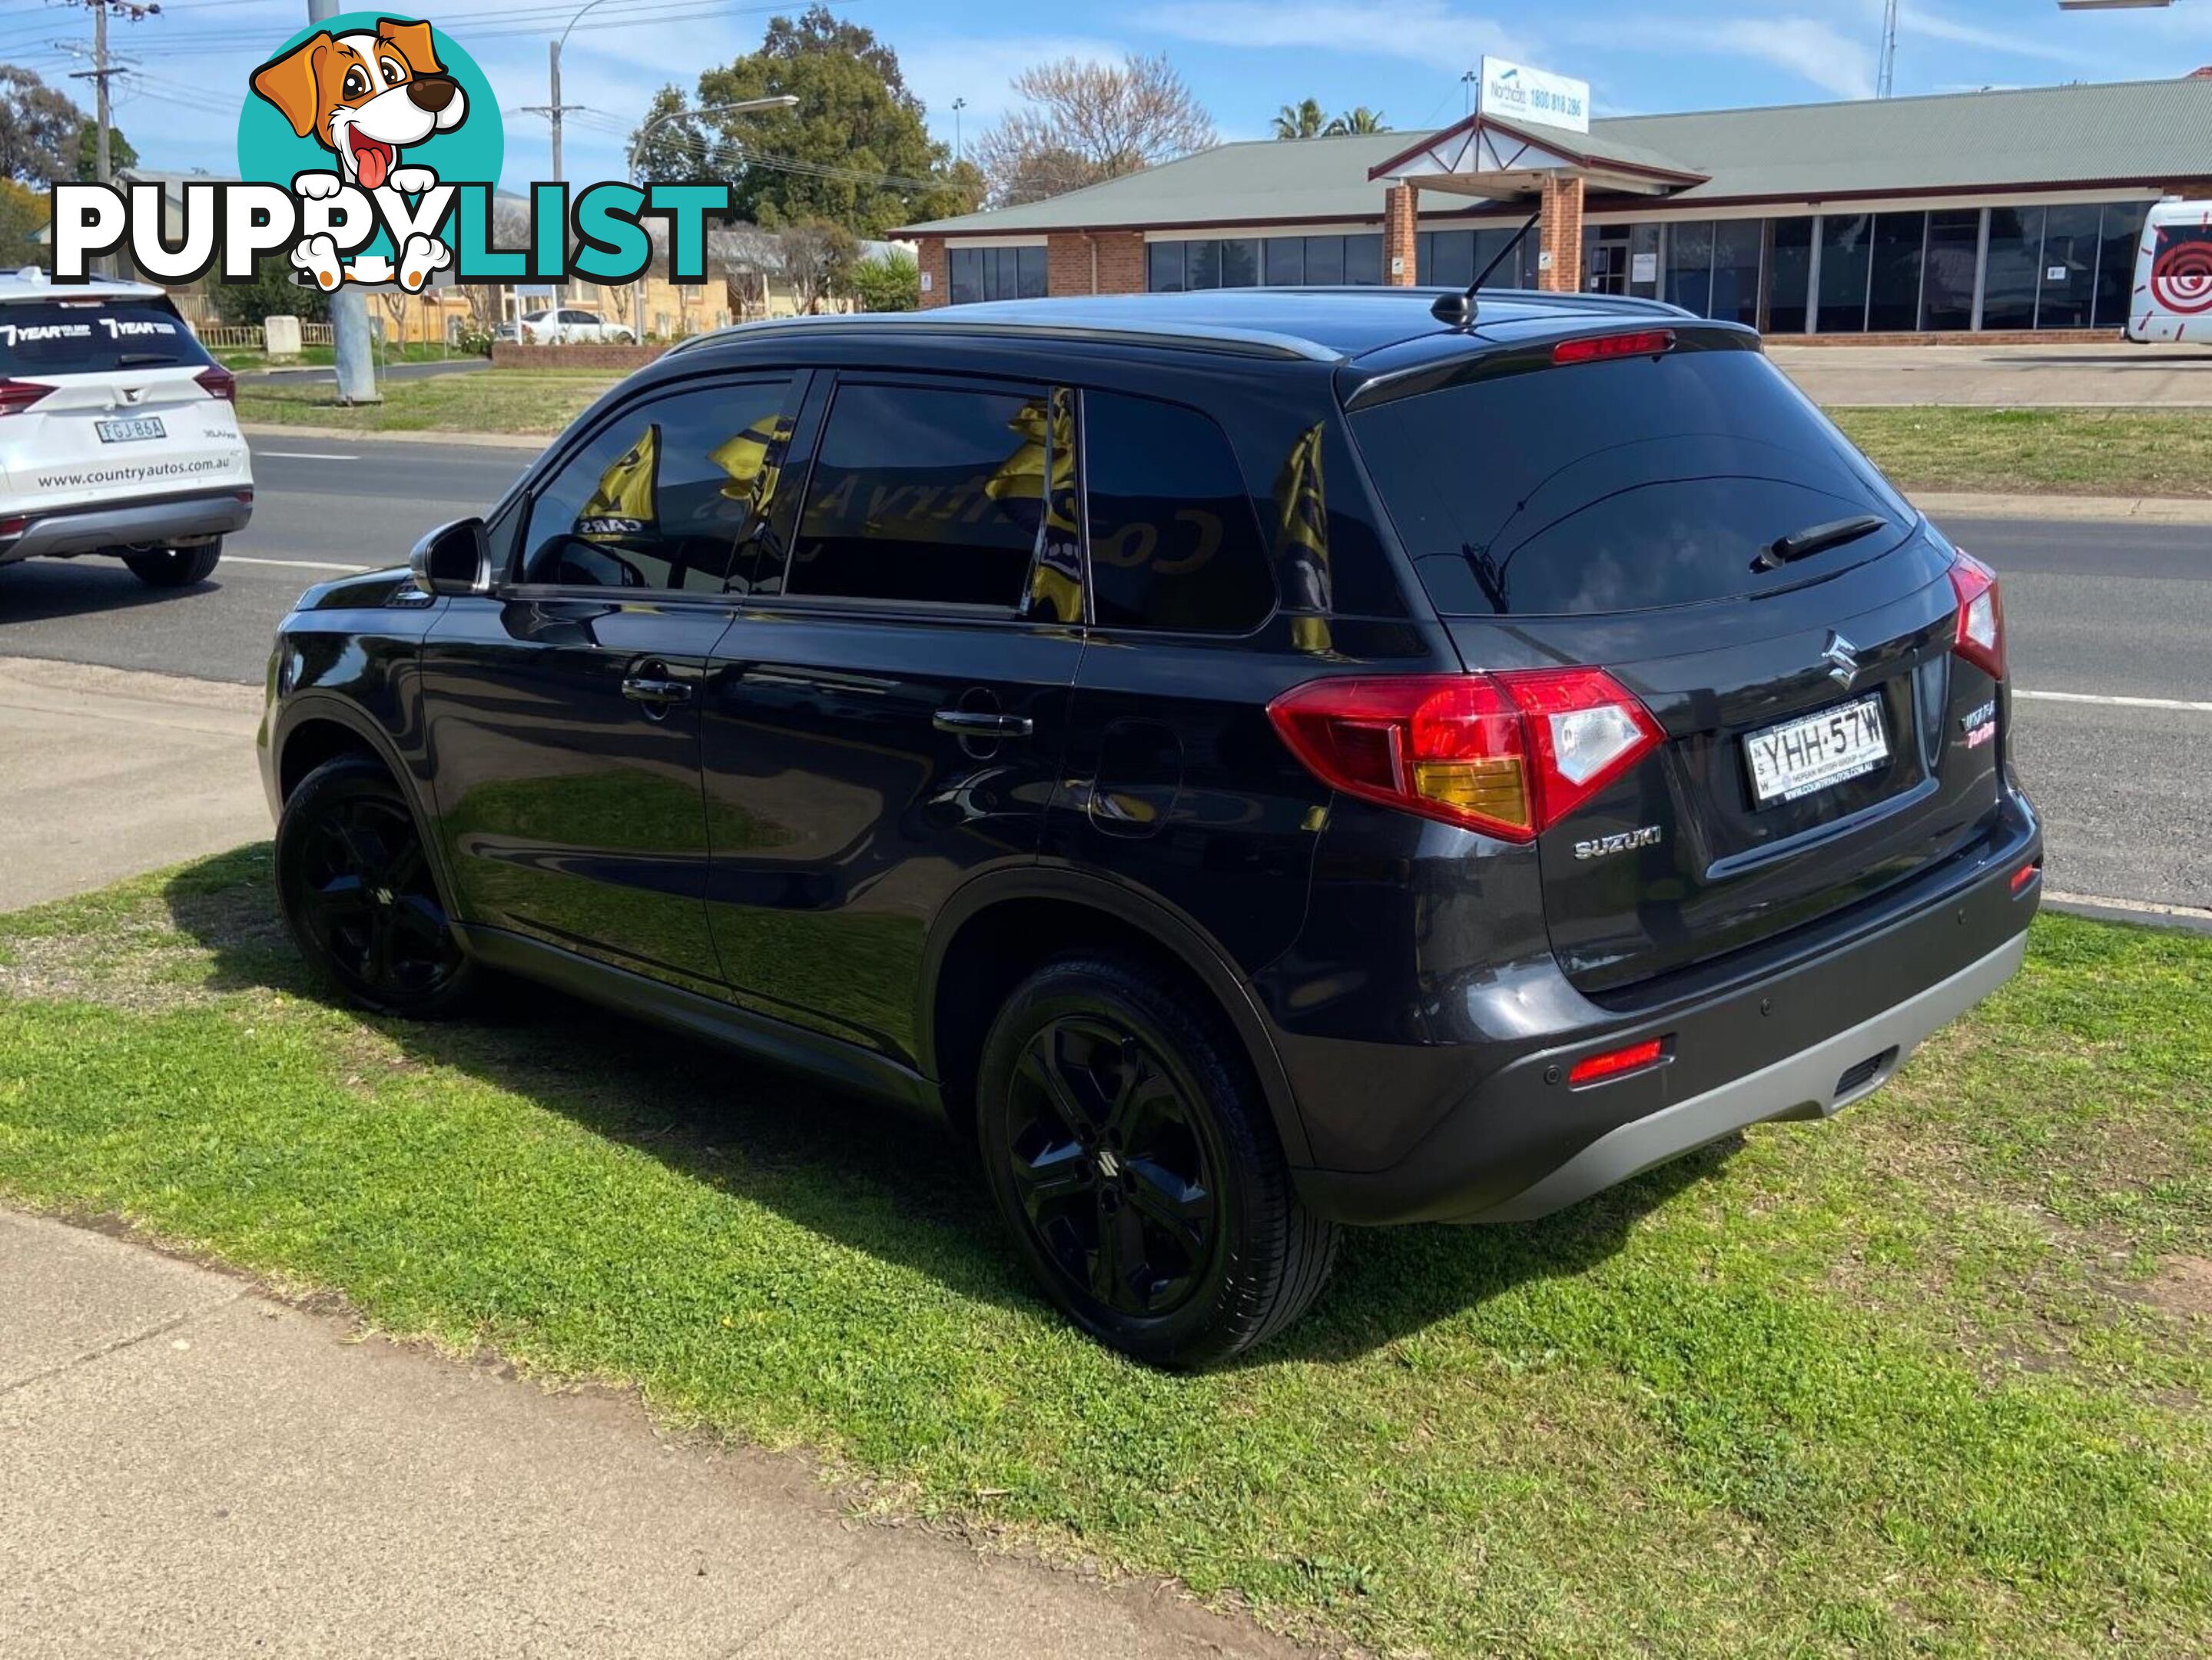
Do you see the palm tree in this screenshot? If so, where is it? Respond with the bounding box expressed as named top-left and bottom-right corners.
top-left (1325, 106), bottom-right (1388, 135)
top-left (1271, 98), bottom-right (1328, 141)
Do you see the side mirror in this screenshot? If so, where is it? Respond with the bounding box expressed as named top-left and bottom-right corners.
top-left (409, 517), bottom-right (489, 597)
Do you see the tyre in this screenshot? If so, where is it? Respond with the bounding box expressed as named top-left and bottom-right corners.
top-left (977, 954), bottom-right (1338, 1368)
top-left (275, 753), bottom-right (476, 1018)
top-left (122, 540), bottom-right (221, 588)
top-left (613, 330), bottom-right (635, 344)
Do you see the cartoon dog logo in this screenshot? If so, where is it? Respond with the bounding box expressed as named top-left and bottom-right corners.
top-left (249, 17), bottom-right (466, 292)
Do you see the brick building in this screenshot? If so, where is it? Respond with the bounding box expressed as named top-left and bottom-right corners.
top-left (901, 76), bottom-right (2212, 340)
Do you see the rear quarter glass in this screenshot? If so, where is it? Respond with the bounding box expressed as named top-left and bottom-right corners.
top-left (0, 297), bottom-right (214, 376)
top-left (1350, 344), bottom-right (1916, 616)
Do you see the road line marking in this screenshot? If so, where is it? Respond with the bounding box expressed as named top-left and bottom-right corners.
top-left (2015, 689), bottom-right (2212, 714)
top-left (224, 556), bottom-right (373, 573)
top-left (256, 450), bottom-right (360, 461)
top-left (2047, 890), bottom-right (2212, 924)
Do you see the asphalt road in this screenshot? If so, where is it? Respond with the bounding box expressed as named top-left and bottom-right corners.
top-left (0, 436), bottom-right (2203, 915)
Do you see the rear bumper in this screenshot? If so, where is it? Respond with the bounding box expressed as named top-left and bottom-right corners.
top-left (1286, 788), bottom-right (2041, 1225)
top-left (0, 488), bottom-right (253, 563)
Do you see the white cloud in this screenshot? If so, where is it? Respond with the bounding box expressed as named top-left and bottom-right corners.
top-left (1129, 1), bottom-right (1534, 74)
top-left (1894, 4), bottom-right (2077, 65)
top-left (1713, 18), bottom-right (1878, 100)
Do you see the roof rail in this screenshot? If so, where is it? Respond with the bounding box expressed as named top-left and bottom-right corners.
top-left (666, 310), bottom-right (1345, 364)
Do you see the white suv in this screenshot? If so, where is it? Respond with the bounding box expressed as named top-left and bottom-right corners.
top-left (0, 269), bottom-right (253, 589)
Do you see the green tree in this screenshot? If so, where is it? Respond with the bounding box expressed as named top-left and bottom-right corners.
top-left (845, 247), bottom-right (917, 312)
top-left (1271, 98), bottom-right (1326, 141)
top-left (75, 118), bottom-right (137, 181)
top-left (211, 256), bottom-right (330, 327)
top-left (1325, 106), bottom-right (1388, 134)
top-left (0, 176), bottom-right (45, 269)
top-left (631, 7), bottom-right (975, 236)
top-left (0, 65), bottom-right (81, 185)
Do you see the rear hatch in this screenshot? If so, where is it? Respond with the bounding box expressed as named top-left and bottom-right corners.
top-left (1348, 327), bottom-right (2008, 994)
top-left (0, 293), bottom-right (249, 512)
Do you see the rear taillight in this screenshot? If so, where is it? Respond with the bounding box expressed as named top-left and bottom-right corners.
top-left (0, 379), bottom-right (52, 417)
top-left (1949, 552), bottom-right (2005, 679)
top-left (1553, 329), bottom-right (1675, 365)
top-left (194, 366), bottom-right (237, 403)
top-left (1267, 668), bottom-right (1663, 842)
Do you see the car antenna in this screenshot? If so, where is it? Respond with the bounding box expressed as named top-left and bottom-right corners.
top-left (1431, 204), bottom-right (1544, 327)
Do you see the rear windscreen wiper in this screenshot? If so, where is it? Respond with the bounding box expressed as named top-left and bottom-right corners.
top-left (1753, 513), bottom-right (1891, 572)
top-left (114, 352), bottom-right (181, 366)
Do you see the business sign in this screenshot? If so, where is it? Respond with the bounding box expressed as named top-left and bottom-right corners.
top-left (1477, 56), bottom-right (1590, 135)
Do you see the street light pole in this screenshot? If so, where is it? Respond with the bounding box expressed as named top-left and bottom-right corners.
top-left (951, 97), bottom-right (967, 161)
top-left (625, 95), bottom-right (797, 341)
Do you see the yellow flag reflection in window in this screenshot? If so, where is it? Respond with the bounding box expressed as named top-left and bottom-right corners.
top-left (985, 391), bottom-right (1083, 624)
top-left (1274, 423), bottom-right (1333, 655)
top-left (575, 423), bottom-right (659, 543)
top-left (708, 413), bottom-right (794, 530)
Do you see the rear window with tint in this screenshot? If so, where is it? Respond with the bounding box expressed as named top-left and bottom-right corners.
top-left (1350, 342), bottom-right (1914, 616)
top-left (0, 297), bottom-right (212, 376)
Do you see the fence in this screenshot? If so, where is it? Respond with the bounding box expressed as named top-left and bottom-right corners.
top-left (191, 322), bottom-right (335, 350)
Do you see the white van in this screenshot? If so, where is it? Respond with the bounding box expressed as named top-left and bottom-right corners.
top-left (0, 267), bottom-right (253, 588)
top-left (2127, 200), bottom-right (2212, 344)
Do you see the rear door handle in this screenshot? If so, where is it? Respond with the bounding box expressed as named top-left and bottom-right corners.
top-left (622, 676), bottom-right (694, 706)
top-left (933, 709), bottom-right (1033, 738)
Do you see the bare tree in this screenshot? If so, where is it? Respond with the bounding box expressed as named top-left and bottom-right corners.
top-left (777, 218), bottom-right (859, 314)
top-left (975, 54), bottom-right (1214, 208)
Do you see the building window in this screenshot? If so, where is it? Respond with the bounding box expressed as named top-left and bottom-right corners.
top-left (1666, 221), bottom-right (1714, 314)
top-left (1766, 217), bottom-right (1814, 334)
top-left (1866, 213), bottom-right (1926, 332)
top-left (1816, 213), bottom-right (1874, 333)
top-left (947, 244), bottom-right (1046, 304)
top-left (1921, 209), bottom-right (1980, 330)
top-left (1418, 227), bottom-right (1534, 289)
top-left (1149, 240), bottom-right (1186, 293)
top-left (1263, 237), bottom-right (1305, 285)
top-left (1142, 237), bottom-right (1276, 292)
top-left (2094, 201), bottom-right (2155, 330)
top-left (2036, 204), bottom-right (2102, 329)
top-left (1982, 207), bottom-right (2044, 330)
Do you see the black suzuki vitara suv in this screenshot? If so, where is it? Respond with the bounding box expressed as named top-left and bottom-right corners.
top-left (260, 287), bottom-right (2041, 1366)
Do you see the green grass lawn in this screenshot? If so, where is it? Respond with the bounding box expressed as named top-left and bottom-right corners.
top-left (1830, 407), bottom-right (2212, 499)
top-left (214, 342), bottom-right (473, 372)
top-left (5, 850), bottom-right (2207, 1658)
top-left (234, 370), bottom-right (615, 434)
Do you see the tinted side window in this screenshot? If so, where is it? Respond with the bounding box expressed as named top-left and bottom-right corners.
top-left (789, 382), bottom-right (1057, 609)
top-left (1083, 393), bottom-right (1273, 633)
top-left (519, 379), bottom-right (797, 593)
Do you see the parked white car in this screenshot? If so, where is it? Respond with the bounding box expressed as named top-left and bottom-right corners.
top-left (0, 268), bottom-right (251, 589)
top-left (502, 306), bottom-right (636, 345)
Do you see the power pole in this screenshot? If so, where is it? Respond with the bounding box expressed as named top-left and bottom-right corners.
top-left (63, 0), bottom-right (160, 275)
top-left (1877, 0), bottom-right (1901, 98)
top-left (517, 42), bottom-right (585, 311)
top-left (307, 0), bottom-right (377, 402)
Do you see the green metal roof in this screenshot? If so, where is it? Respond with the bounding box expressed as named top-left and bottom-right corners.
top-left (901, 77), bottom-right (2212, 237)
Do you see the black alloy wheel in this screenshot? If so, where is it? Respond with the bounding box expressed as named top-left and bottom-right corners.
top-left (1004, 1014), bottom-right (1222, 1319)
top-left (978, 954), bottom-right (1338, 1368)
top-left (277, 755), bottom-right (474, 1017)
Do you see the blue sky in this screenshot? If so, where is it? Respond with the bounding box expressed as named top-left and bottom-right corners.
top-left (4, 0), bottom-right (2209, 194)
